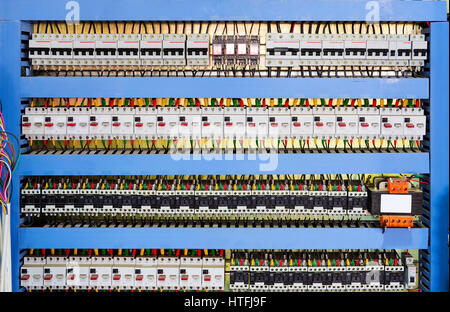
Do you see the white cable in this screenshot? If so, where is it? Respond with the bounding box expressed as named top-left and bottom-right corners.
top-left (0, 205), bottom-right (12, 292)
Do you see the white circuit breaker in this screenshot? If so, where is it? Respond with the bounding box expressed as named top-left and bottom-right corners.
top-left (43, 256), bottom-right (67, 290)
top-left (95, 34), bottom-right (118, 63)
top-left (43, 107), bottom-right (68, 140)
top-left (140, 34), bottom-right (163, 66)
top-left (179, 257), bottom-right (202, 290)
top-left (66, 107), bottom-right (90, 140)
top-left (111, 107), bottom-right (134, 140)
top-left (335, 106), bottom-right (358, 139)
top-left (66, 256), bottom-right (91, 290)
top-left (157, 257), bottom-right (180, 290)
top-left (223, 107), bottom-right (246, 139)
top-left (135, 257), bottom-right (158, 290)
top-left (89, 256), bottom-right (113, 290)
top-left (313, 106), bottom-right (335, 139)
top-left (179, 107), bottom-right (202, 139)
top-left (246, 107), bottom-right (268, 140)
top-left (290, 106), bottom-right (313, 139)
top-left (268, 107), bottom-right (290, 139)
top-left (163, 34), bottom-right (186, 66)
top-left (266, 33), bottom-right (301, 67)
top-left (201, 107), bottom-right (223, 139)
top-left (111, 256), bottom-right (136, 290)
top-left (157, 107), bottom-right (179, 139)
top-left (357, 107), bottom-right (380, 139)
top-left (402, 107), bottom-right (426, 139)
top-left (134, 107), bottom-right (157, 140)
top-left (186, 34), bottom-right (209, 66)
top-left (89, 107), bottom-right (112, 140)
top-left (380, 107), bottom-right (404, 139)
top-left (202, 257), bottom-right (225, 291)
top-left (22, 107), bottom-right (45, 140)
top-left (21, 256), bottom-right (46, 290)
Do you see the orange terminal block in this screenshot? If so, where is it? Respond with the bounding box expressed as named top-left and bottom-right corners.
top-left (387, 178), bottom-right (409, 194)
top-left (381, 216), bottom-right (414, 228)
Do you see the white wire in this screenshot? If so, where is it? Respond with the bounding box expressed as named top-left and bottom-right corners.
top-left (0, 206), bottom-right (12, 292)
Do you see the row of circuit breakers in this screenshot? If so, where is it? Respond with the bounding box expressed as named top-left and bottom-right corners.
top-left (22, 106), bottom-right (426, 141)
top-left (20, 250), bottom-right (417, 291)
top-left (20, 182), bottom-right (369, 217)
top-left (229, 251), bottom-right (416, 291)
top-left (21, 252), bottom-right (225, 291)
top-left (28, 33), bottom-right (427, 68)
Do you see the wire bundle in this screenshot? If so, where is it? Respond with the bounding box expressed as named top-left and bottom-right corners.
top-left (0, 110), bottom-right (20, 292)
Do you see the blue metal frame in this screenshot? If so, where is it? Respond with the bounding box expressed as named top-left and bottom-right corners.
top-left (20, 153), bottom-right (430, 176)
top-left (0, 0), bottom-right (446, 21)
top-left (429, 22), bottom-right (449, 292)
top-left (20, 77), bottom-right (429, 99)
top-left (19, 227), bottom-right (429, 250)
top-left (1, 0), bottom-right (448, 292)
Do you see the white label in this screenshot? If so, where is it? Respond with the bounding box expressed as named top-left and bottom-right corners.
top-left (380, 194), bottom-right (412, 214)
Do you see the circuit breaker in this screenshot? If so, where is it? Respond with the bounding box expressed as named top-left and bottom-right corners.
top-left (163, 34), bottom-right (186, 66)
top-left (140, 34), bottom-right (163, 66)
top-left (268, 107), bottom-right (290, 139)
top-left (266, 33), bottom-right (301, 67)
top-left (223, 107), bottom-right (246, 139)
top-left (246, 107), bottom-right (268, 140)
top-left (313, 107), bottom-right (335, 138)
top-left (186, 34), bottom-right (209, 66)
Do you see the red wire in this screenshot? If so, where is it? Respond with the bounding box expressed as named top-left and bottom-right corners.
top-left (407, 179), bottom-right (430, 185)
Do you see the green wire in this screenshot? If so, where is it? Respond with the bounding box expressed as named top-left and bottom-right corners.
top-left (343, 99), bottom-right (349, 107)
top-left (364, 99), bottom-right (369, 107)
top-left (320, 98), bottom-right (326, 106)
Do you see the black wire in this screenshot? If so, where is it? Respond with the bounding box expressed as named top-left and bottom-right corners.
top-left (115, 21), bottom-right (119, 33)
top-left (107, 22), bottom-right (111, 34)
top-left (267, 22), bottom-right (271, 33)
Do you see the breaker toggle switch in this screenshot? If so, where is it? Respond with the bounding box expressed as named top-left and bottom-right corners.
top-left (405, 123), bottom-right (415, 128)
top-left (90, 274), bottom-right (98, 280)
top-left (113, 274), bottom-right (121, 281)
top-left (43, 274), bottom-right (53, 281)
top-left (21, 274), bottom-right (30, 281)
top-left (136, 274), bottom-right (144, 281)
top-left (338, 122), bottom-right (346, 127)
top-left (158, 275), bottom-right (166, 281)
top-left (383, 123), bottom-right (392, 128)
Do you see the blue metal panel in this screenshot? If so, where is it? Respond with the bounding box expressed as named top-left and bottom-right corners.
top-left (19, 227), bottom-right (429, 250)
top-left (430, 22), bottom-right (449, 292)
top-left (20, 77), bottom-right (430, 99)
top-left (19, 153), bottom-right (430, 176)
top-left (0, 21), bottom-right (24, 293)
top-left (0, 0), bottom-right (446, 21)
